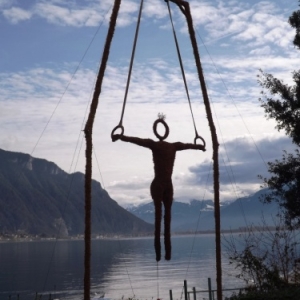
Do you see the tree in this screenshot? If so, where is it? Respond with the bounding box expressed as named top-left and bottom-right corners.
top-left (289, 2), bottom-right (300, 49)
top-left (225, 217), bottom-right (300, 290)
top-left (224, 217), bottom-right (300, 300)
top-left (258, 1), bottom-right (300, 228)
top-left (224, 4), bottom-right (300, 299)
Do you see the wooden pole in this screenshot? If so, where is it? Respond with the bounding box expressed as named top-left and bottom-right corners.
top-left (168, 1), bottom-right (221, 299)
top-left (83, 1), bottom-right (122, 300)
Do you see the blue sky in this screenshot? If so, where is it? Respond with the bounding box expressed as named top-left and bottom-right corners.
top-left (1, 0), bottom-right (299, 206)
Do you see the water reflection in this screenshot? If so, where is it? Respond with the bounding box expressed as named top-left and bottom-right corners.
top-left (0, 235), bottom-right (243, 300)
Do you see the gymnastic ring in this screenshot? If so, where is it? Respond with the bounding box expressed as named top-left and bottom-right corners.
top-left (111, 124), bottom-right (124, 139)
top-left (153, 119), bottom-right (169, 141)
top-left (194, 134), bottom-right (206, 149)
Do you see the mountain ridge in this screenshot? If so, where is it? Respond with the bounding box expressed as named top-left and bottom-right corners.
top-left (0, 148), bottom-right (153, 237)
top-left (0, 148), bottom-right (280, 237)
top-left (127, 189), bottom-right (279, 232)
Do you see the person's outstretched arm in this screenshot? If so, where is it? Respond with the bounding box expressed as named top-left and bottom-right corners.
top-left (173, 142), bottom-right (206, 152)
top-left (112, 134), bottom-right (154, 149)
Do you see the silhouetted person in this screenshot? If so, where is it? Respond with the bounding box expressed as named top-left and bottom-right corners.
top-left (112, 117), bottom-right (205, 261)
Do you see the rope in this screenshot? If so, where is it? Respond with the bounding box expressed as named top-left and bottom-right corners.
top-left (194, 30), bottom-right (261, 229)
top-left (42, 133), bottom-right (85, 294)
top-left (117, 239), bottom-right (135, 297)
top-left (29, 4), bottom-right (111, 160)
top-left (157, 262), bottom-right (160, 299)
top-left (16, 5), bottom-right (112, 296)
top-left (94, 148), bottom-right (106, 190)
top-left (195, 29), bottom-right (269, 169)
top-left (166, 0), bottom-right (198, 137)
top-left (113, 0), bottom-right (144, 135)
top-left (184, 161), bottom-right (212, 279)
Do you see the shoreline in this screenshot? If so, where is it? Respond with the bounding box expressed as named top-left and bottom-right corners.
top-left (0, 226), bottom-right (277, 243)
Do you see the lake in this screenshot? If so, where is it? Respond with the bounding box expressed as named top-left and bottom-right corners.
top-left (0, 234), bottom-right (244, 300)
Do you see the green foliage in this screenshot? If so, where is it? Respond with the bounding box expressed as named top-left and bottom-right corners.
top-left (225, 218), bottom-right (300, 300)
top-left (258, 3), bottom-right (300, 227)
top-left (259, 150), bottom-right (300, 227)
top-left (258, 70), bottom-right (300, 146)
top-left (230, 246), bottom-right (282, 290)
top-left (227, 1), bottom-right (300, 300)
top-left (289, 0), bottom-right (300, 49)
top-left (226, 285), bottom-right (300, 300)
top-left (227, 6), bottom-right (300, 298)
top-left (225, 219), bottom-right (300, 290)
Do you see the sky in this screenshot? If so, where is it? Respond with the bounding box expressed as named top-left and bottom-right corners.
top-left (1, 0), bottom-right (299, 207)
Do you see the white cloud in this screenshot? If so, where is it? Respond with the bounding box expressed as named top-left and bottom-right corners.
top-left (232, 11), bottom-right (294, 52)
top-left (0, 0), bottom-right (166, 28)
top-left (1, 0), bottom-right (299, 207)
top-left (0, 0), bottom-right (133, 27)
top-left (187, 0), bottom-right (295, 55)
top-left (249, 46), bottom-right (272, 55)
top-left (113, 133), bottom-right (294, 205)
top-left (143, 0), bottom-right (168, 20)
top-left (187, 136), bottom-right (297, 201)
top-left (1, 43), bottom-right (296, 205)
top-left (3, 6), bottom-right (32, 23)
top-left (0, 0), bottom-right (12, 8)
top-left (33, 2), bottom-right (100, 27)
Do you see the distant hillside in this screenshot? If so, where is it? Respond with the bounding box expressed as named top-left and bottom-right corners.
top-left (127, 190), bottom-right (280, 232)
top-left (0, 148), bottom-right (153, 237)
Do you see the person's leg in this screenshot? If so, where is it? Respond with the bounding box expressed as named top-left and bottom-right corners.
top-left (154, 201), bottom-right (162, 261)
top-left (151, 180), bottom-right (163, 262)
top-left (163, 183), bottom-right (173, 260)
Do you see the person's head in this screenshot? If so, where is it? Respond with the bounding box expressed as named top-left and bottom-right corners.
top-left (153, 113), bottom-right (169, 141)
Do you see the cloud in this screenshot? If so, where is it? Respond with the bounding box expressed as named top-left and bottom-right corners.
top-left (106, 137), bottom-right (297, 206)
top-left (35, 3), bottom-right (89, 27)
top-left (0, 66), bottom-right (97, 157)
top-left (0, 0), bottom-right (165, 27)
top-left (143, 0), bottom-right (168, 20)
top-left (249, 46), bottom-right (272, 56)
top-left (186, 136), bottom-right (297, 200)
top-left (232, 10), bottom-right (294, 51)
top-left (1, 0), bottom-right (298, 207)
top-left (109, 177), bottom-right (151, 191)
top-left (3, 6), bottom-right (32, 23)
top-left (0, 0), bottom-right (296, 66)
top-left (203, 55), bottom-right (299, 95)
top-left (0, 52), bottom-right (295, 205)
top-left (0, 0), bottom-right (12, 9)
top-left (188, 0), bottom-right (295, 55)
top-left (1, 0), bottom-right (125, 27)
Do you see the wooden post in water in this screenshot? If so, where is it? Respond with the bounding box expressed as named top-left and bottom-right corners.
top-left (184, 280), bottom-right (188, 300)
top-left (208, 278), bottom-right (213, 300)
top-left (169, 289), bottom-right (173, 300)
top-left (192, 287), bottom-right (196, 300)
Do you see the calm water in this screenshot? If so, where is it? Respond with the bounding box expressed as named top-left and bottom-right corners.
top-left (0, 235), bottom-right (243, 300)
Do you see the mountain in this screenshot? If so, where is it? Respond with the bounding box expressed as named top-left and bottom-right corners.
top-left (0, 148), bottom-right (153, 237)
top-left (128, 199), bottom-right (224, 231)
top-left (218, 189), bottom-right (279, 230)
top-left (127, 190), bottom-right (280, 232)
